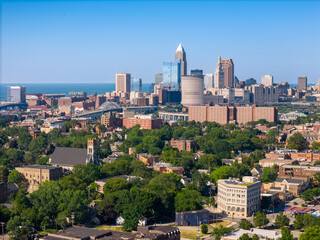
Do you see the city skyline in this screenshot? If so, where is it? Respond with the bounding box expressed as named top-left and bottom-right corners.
top-left (1, 1), bottom-right (320, 84)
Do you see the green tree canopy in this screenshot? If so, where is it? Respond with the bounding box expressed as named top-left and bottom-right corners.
top-left (174, 189), bottom-right (203, 212)
top-left (287, 133), bottom-right (306, 151)
top-left (253, 211), bottom-right (269, 228)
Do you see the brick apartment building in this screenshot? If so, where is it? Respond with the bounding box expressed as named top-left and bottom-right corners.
top-left (170, 139), bottom-right (197, 152)
top-left (188, 104), bottom-right (278, 124)
top-left (265, 150), bottom-right (320, 162)
top-left (101, 112), bottom-right (123, 128)
top-left (16, 165), bottom-right (63, 191)
top-left (279, 165), bottom-right (320, 179)
top-left (123, 115), bottom-right (162, 130)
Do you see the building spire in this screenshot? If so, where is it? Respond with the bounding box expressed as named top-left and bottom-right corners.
top-left (176, 43), bottom-right (184, 52)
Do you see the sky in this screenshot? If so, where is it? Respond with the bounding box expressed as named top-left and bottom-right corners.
top-left (1, 0), bottom-right (320, 84)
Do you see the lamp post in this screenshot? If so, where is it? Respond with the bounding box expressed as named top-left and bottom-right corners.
top-left (0, 222), bottom-right (5, 236)
top-left (71, 212), bottom-right (75, 226)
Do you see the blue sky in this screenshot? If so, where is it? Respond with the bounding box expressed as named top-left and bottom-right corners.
top-left (1, 0), bottom-right (320, 84)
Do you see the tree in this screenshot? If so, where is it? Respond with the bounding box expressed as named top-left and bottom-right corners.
top-left (239, 234), bottom-right (251, 240)
top-left (6, 215), bottom-right (33, 240)
top-left (211, 226), bottom-right (234, 240)
top-left (73, 163), bottom-right (100, 185)
top-left (287, 133), bottom-right (306, 151)
top-left (103, 178), bottom-right (128, 195)
top-left (253, 211), bottom-right (269, 228)
top-left (210, 166), bottom-right (234, 184)
top-left (293, 214), bottom-right (304, 230)
top-left (36, 156), bottom-right (49, 165)
top-left (201, 224), bottom-right (208, 234)
top-left (97, 198), bottom-right (117, 224)
top-left (198, 154), bottom-right (221, 170)
top-left (239, 219), bottom-right (253, 230)
top-left (17, 132), bottom-right (32, 150)
top-left (28, 136), bottom-right (48, 156)
top-left (261, 166), bottom-right (278, 183)
top-left (0, 165), bottom-right (8, 182)
top-left (8, 169), bottom-right (25, 187)
top-left (300, 226), bottom-right (320, 240)
top-left (266, 129), bottom-right (278, 145)
top-left (278, 227), bottom-right (297, 240)
top-left (275, 212), bottom-right (290, 228)
top-left (0, 204), bottom-right (11, 223)
top-left (174, 189), bottom-right (203, 212)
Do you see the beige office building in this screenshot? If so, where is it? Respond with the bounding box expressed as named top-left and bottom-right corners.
top-left (261, 75), bottom-right (273, 86)
top-left (16, 165), bottom-right (63, 192)
top-left (221, 59), bottom-right (234, 88)
top-left (116, 73), bottom-right (131, 93)
top-left (217, 176), bottom-right (261, 218)
top-left (214, 55), bottom-right (225, 88)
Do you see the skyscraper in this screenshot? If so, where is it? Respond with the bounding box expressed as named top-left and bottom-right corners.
top-left (214, 54), bottom-right (225, 89)
top-left (7, 86), bottom-right (26, 103)
top-left (175, 43), bottom-right (187, 76)
top-left (162, 60), bottom-right (181, 91)
top-left (131, 77), bottom-right (142, 92)
top-left (261, 75), bottom-right (273, 86)
top-left (298, 76), bottom-right (307, 90)
top-left (204, 74), bottom-right (214, 89)
top-left (245, 78), bottom-right (257, 87)
top-left (155, 73), bottom-right (163, 84)
top-left (191, 69), bottom-right (204, 79)
top-left (116, 73), bottom-right (131, 93)
top-left (221, 59), bottom-right (234, 88)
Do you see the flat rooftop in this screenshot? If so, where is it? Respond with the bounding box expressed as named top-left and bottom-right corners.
top-left (17, 165), bottom-right (61, 170)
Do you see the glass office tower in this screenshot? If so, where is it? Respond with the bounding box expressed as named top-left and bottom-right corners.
top-left (131, 77), bottom-right (142, 92)
top-left (162, 60), bottom-right (181, 91)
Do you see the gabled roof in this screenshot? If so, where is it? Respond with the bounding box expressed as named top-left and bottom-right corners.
top-left (50, 147), bottom-right (89, 167)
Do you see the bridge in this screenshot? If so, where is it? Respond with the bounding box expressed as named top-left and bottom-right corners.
top-left (72, 101), bottom-right (122, 120)
top-left (0, 103), bottom-right (28, 111)
top-left (72, 108), bottom-right (123, 120)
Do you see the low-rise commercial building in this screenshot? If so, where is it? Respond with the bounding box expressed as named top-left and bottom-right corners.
top-left (259, 158), bottom-right (298, 168)
top-left (15, 165), bottom-right (63, 191)
top-left (175, 209), bottom-right (210, 226)
top-left (123, 115), bottom-right (162, 130)
top-left (170, 139), bottom-right (197, 152)
top-left (217, 176), bottom-right (261, 218)
top-left (279, 165), bottom-right (320, 179)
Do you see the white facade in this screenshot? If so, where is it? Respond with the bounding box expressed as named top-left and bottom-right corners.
top-left (261, 75), bottom-right (273, 86)
top-left (204, 73), bottom-right (214, 89)
top-left (217, 177), bottom-right (261, 218)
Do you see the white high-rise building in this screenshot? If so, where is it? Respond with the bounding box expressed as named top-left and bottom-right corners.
top-left (204, 74), bottom-right (213, 89)
top-left (214, 54), bottom-right (225, 88)
top-left (7, 86), bottom-right (26, 103)
top-left (261, 75), bottom-right (273, 86)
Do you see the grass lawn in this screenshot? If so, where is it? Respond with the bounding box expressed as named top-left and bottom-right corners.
top-left (180, 230), bottom-right (205, 240)
top-left (210, 221), bottom-right (232, 228)
top-left (94, 226), bottom-right (123, 231)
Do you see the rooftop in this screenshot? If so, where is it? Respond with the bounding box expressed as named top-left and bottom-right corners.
top-left (16, 165), bottom-right (61, 170)
top-left (222, 228), bottom-right (281, 240)
top-left (281, 165), bottom-right (320, 171)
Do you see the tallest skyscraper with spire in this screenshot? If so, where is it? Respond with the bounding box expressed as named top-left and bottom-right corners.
top-left (175, 43), bottom-right (187, 76)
